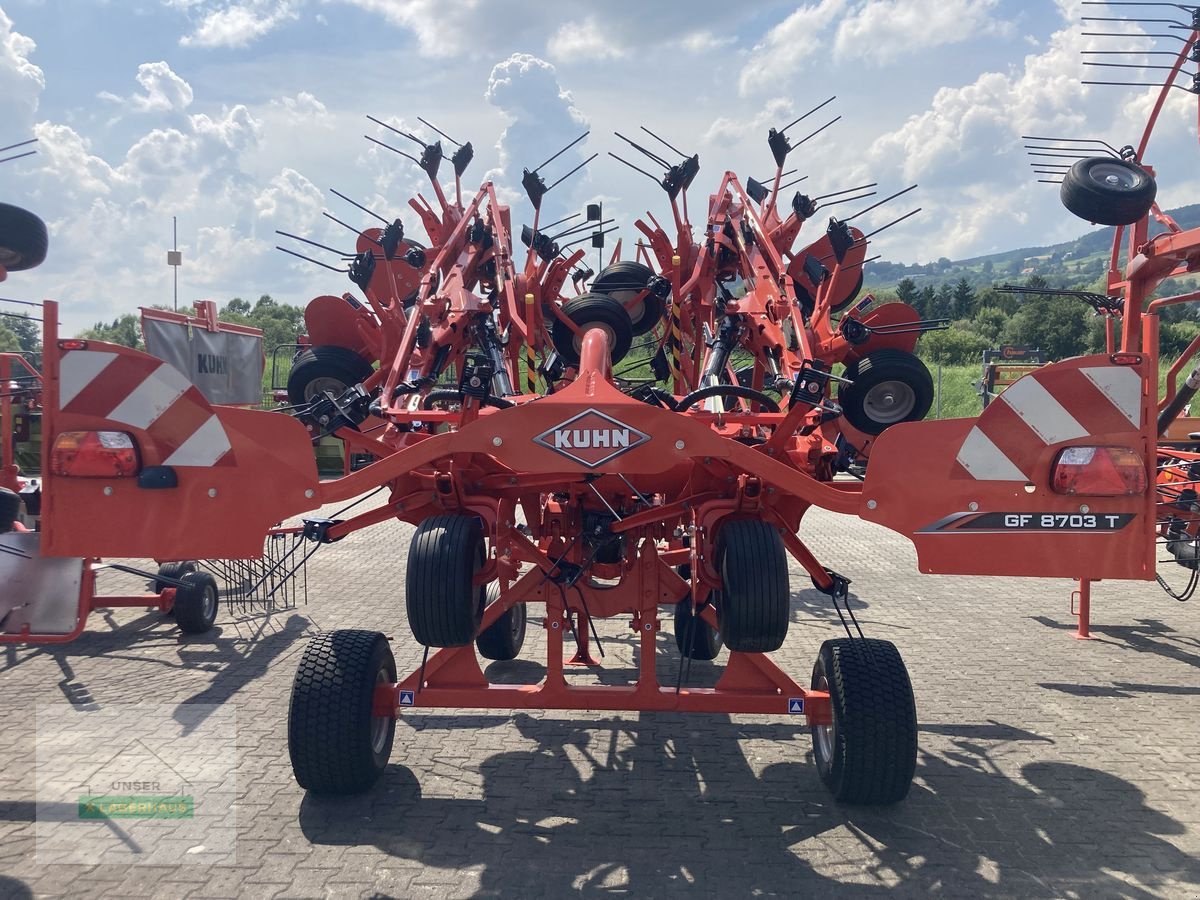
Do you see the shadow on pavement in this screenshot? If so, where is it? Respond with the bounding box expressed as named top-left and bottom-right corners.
top-left (298, 712), bottom-right (1199, 898)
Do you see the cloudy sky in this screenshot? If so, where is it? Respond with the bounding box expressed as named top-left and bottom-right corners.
top-left (1, 0), bottom-right (1197, 335)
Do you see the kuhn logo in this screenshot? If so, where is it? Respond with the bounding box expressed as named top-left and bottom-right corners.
top-left (533, 409), bottom-right (650, 467)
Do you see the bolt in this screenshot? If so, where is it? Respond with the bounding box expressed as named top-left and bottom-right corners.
top-left (493, 436), bottom-right (503, 446)
top-left (968, 501), bottom-right (979, 512)
top-left (103, 486), bottom-right (113, 497)
top-left (866, 499), bottom-right (877, 510)
top-left (675, 440), bottom-right (685, 450)
top-left (644, 622), bottom-right (653, 631)
top-left (304, 489), bottom-right (314, 499)
top-left (551, 620), bottom-right (560, 630)
top-left (208, 488), bottom-right (217, 498)
top-left (1080, 504), bottom-right (1090, 514)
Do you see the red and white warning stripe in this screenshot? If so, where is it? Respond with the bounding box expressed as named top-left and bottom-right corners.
top-left (955, 364), bottom-right (1142, 481)
top-left (59, 350), bottom-right (234, 467)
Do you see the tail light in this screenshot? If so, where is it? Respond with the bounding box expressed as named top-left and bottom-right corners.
top-left (1052, 446), bottom-right (1146, 496)
top-left (51, 431), bottom-right (139, 477)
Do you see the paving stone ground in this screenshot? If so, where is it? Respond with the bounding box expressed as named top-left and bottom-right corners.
top-left (1, 503), bottom-right (1199, 898)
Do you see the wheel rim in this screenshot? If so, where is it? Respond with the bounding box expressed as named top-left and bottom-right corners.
top-left (201, 585), bottom-right (217, 621)
top-left (0, 247), bottom-right (21, 267)
top-left (814, 673), bottom-right (835, 767)
top-left (1089, 161), bottom-right (1141, 192)
top-left (304, 376), bottom-right (349, 403)
top-left (607, 288), bottom-right (646, 325)
top-left (862, 379), bottom-right (916, 424)
top-left (370, 668), bottom-right (390, 756)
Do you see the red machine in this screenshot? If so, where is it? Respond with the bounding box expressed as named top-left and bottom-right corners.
top-left (21, 104), bottom-right (1164, 810)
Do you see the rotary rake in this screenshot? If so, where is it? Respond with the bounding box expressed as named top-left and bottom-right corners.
top-left (23, 80), bottom-right (1172, 807)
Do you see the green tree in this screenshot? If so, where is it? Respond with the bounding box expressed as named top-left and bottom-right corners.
top-left (919, 325), bottom-right (989, 365)
top-left (1004, 294), bottom-right (1092, 360)
top-left (931, 283), bottom-right (954, 319)
top-left (916, 285), bottom-right (936, 319)
top-left (895, 277), bottom-right (918, 308)
top-left (969, 307), bottom-right (1008, 346)
top-left (79, 314), bottom-right (142, 349)
top-left (0, 320), bottom-right (19, 352)
top-left (952, 278), bottom-right (976, 320)
top-left (4, 313), bottom-right (39, 353)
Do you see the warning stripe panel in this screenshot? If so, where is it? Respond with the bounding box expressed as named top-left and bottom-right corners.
top-left (63, 354), bottom-right (159, 415)
top-left (998, 375), bottom-right (1088, 446)
top-left (58, 349), bottom-right (236, 468)
top-left (146, 387), bottom-right (218, 459)
top-left (955, 362), bottom-right (1146, 482)
top-left (164, 415), bottom-right (232, 467)
top-left (106, 363), bottom-right (191, 430)
top-left (1080, 365), bottom-right (1141, 427)
top-left (59, 351), bottom-right (118, 408)
top-left (955, 426), bottom-right (1028, 481)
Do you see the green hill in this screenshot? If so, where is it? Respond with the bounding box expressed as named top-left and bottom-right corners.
top-left (864, 203), bottom-right (1200, 292)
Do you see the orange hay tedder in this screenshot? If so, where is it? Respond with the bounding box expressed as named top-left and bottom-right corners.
top-left (5, 6), bottom-right (1199, 805)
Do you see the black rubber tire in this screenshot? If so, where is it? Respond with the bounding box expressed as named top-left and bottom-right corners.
top-left (839, 349), bottom-right (933, 436)
top-left (715, 519), bottom-right (790, 653)
top-left (677, 384), bottom-right (780, 413)
top-left (287, 345), bottom-right (374, 406)
top-left (0, 204), bottom-right (48, 272)
top-left (674, 599), bottom-right (723, 660)
top-left (154, 560), bottom-right (198, 595)
top-left (551, 293), bottom-right (634, 366)
top-left (0, 487), bottom-right (19, 534)
top-left (810, 638), bottom-right (918, 805)
top-left (475, 582), bottom-right (527, 661)
top-left (1060, 156), bottom-right (1156, 227)
top-left (406, 515), bottom-right (486, 647)
top-left (591, 262), bottom-right (664, 336)
top-left (174, 571), bottom-right (219, 634)
top-left (288, 629), bottom-right (397, 795)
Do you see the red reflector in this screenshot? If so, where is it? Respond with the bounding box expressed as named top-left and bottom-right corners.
top-left (1052, 446), bottom-right (1146, 496)
top-left (51, 431), bottom-right (139, 477)
top-left (1110, 353), bottom-right (1142, 366)
top-left (58, 339), bottom-right (88, 351)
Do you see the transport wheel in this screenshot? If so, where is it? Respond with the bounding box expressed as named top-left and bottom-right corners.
top-left (551, 293), bottom-right (634, 367)
top-left (839, 349), bottom-right (933, 436)
top-left (715, 519), bottom-right (790, 653)
top-left (475, 582), bottom-right (527, 661)
top-left (1060, 156), bottom-right (1156, 227)
top-left (810, 638), bottom-right (917, 805)
top-left (288, 629), bottom-right (396, 795)
top-left (286, 345), bottom-right (373, 405)
top-left (173, 571), bottom-right (219, 634)
top-left (590, 261), bottom-right (665, 336)
top-left (0, 203), bottom-right (48, 271)
top-left (673, 598), bottom-right (723, 660)
top-left (406, 514), bottom-right (486, 647)
top-left (154, 560), bottom-right (198, 595)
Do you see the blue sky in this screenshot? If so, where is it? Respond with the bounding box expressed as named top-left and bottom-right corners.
top-left (0, 0), bottom-right (1196, 334)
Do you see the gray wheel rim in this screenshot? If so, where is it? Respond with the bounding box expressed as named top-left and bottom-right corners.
top-left (370, 668), bottom-right (390, 755)
top-left (863, 379), bottom-right (916, 424)
top-left (607, 288), bottom-right (646, 325)
top-left (304, 376), bottom-right (349, 403)
top-left (201, 585), bottom-right (217, 621)
top-left (1090, 162), bottom-right (1140, 192)
top-left (814, 673), bottom-right (834, 767)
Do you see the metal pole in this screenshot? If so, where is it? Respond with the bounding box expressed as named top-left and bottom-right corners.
top-left (173, 216), bottom-right (178, 312)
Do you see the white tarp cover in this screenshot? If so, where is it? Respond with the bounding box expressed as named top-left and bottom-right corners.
top-left (142, 317), bottom-right (263, 405)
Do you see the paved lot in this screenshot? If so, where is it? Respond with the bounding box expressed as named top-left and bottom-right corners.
top-left (1, 504), bottom-right (1199, 898)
